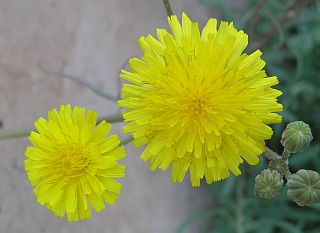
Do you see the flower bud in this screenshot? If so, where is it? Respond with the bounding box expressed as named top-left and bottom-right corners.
top-left (254, 169), bottom-right (283, 199)
top-left (281, 121), bottom-right (313, 153)
top-left (287, 169), bottom-right (320, 206)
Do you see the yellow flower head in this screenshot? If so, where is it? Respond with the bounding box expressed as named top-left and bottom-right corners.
top-left (24, 105), bottom-right (126, 221)
top-left (118, 13), bottom-right (283, 187)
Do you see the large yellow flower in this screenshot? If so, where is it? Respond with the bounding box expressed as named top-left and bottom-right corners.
top-left (24, 105), bottom-right (126, 221)
top-left (118, 13), bottom-right (282, 187)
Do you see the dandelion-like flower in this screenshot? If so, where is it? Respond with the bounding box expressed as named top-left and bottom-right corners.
top-left (118, 13), bottom-right (282, 186)
top-left (24, 105), bottom-right (126, 221)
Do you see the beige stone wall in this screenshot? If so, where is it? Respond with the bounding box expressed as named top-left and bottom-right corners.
top-left (0, 1), bottom-right (212, 232)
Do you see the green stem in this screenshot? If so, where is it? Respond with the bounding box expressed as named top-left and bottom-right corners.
top-left (98, 113), bottom-right (123, 124)
top-left (265, 146), bottom-right (281, 160)
top-left (283, 165), bottom-right (292, 180)
top-left (282, 148), bottom-right (290, 161)
top-left (162, 0), bottom-right (174, 16)
top-left (41, 67), bottom-right (118, 101)
top-left (281, 148), bottom-right (292, 179)
top-left (265, 147), bottom-right (292, 179)
top-left (120, 135), bottom-right (133, 146)
top-left (0, 113), bottom-right (124, 140)
top-left (0, 129), bottom-right (31, 140)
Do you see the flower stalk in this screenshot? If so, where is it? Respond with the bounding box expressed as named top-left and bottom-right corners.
top-left (0, 128), bottom-right (31, 140)
top-left (265, 146), bottom-right (281, 160)
top-left (120, 135), bottom-right (134, 146)
top-left (282, 148), bottom-right (290, 161)
top-left (0, 113), bottom-right (124, 140)
top-left (42, 67), bottom-right (118, 101)
top-left (162, 0), bottom-right (174, 16)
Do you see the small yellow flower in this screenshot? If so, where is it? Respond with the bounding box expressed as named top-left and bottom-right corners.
top-left (24, 105), bottom-right (126, 221)
top-left (118, 13), bottom-right (282, 187)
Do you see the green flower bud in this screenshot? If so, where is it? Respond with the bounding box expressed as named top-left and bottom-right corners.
top-left (254, 169), bottom-right (283, 199)
top-left (287, 169), bottom-right (320, 206)
top-left (268, 158), bottom-right (287, 176)
top-left (281, 121), bottom-right (313, 153)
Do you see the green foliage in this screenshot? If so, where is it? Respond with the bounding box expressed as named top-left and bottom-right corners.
top-left (177, 165), bottom-right (320, 233)
top-left (177, 0), bottom-right (320, 232)
top-left (265, 3), bottom-right (320, 149)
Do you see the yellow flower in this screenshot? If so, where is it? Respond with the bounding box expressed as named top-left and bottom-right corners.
top-left (118, 13), bottom-right (282, 187)
top-left (24, 105), bottom-right (126, 221)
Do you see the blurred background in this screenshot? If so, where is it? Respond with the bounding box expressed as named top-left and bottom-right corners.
top-left (0, 0), bottom-right (319, 233)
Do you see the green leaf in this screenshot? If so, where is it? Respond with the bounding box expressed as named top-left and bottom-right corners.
top-left (42, 68), bottom-right (118, 101)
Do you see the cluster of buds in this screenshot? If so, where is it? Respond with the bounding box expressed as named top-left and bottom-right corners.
top-left (254, 121), bottom-right (320, 206)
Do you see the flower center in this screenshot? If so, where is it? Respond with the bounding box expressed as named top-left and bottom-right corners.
top-left (191, 96), bottom-right (206, 115)
top-left (59, 147), bottom-right (88, 178)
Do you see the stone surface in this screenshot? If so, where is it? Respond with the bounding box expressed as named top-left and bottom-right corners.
top-left (0, 1), bottom-right (212, 232)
